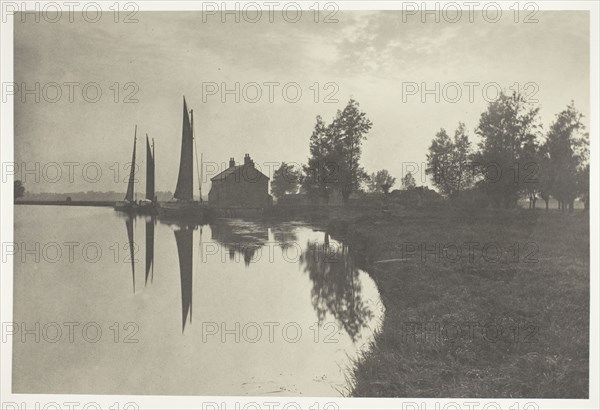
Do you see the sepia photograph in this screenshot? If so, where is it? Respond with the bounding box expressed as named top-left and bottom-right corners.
top-left (1, 1), bottom-right (598, 409)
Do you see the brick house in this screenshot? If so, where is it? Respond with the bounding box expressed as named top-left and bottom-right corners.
top-left (208, 154), bottom-right (273, 208)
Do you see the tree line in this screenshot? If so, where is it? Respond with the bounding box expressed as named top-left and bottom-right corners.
top-left (426, 92), bottom-right (589, 211)
top-left (271, 93), bottom-right (589, 212)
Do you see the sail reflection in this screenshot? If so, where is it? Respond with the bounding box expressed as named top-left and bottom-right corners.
top-left (174, 226), bottom-right (194, 332)
top-left (299, 233), bottom-right (373, 341)
top-left (125, 215), bottom-right (136, 294)
top-left (145, 216), bottom-right (155, 285)
top-left (145, 219), bottom-right (373, 338)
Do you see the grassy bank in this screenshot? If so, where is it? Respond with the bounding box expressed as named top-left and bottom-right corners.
top-left (330, 208), bottom-right (589, 398)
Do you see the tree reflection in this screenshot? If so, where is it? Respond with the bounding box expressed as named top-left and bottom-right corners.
top-left (299, 233), bottom-right (373, 342)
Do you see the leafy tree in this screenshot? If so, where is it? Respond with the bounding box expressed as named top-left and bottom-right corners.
top-left (426, 122), bottom-right (474, 198)
top-left (303, 99), bottom-right (373, 204)
top-left (401, 172), bottom-right (416, 190)
top-left (368, 169), bottom-right (396, 193)
top-left (333, 99), bottom-right (373, 202)
top-left (302, 115), bottom-right (337, 203)
top-left (271, 162), bottom-right (302, 199)
top-left (14, 180), bottom-right (25, 199)
top-left (577, 164), bottom-right (589, 211)
top-left (474, 91), bottom-right (541, 208)
top-left (543, 102), bottom-right (588, 212)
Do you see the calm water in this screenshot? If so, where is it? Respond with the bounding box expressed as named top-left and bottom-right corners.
top-left (13, 206), bottom-right (383, 396)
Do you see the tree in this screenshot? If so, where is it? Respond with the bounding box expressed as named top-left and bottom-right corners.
top-left (302, 115), bottom-right (337, 203)
top-left (543, 102), bottom-right (588, 212)
top-left (271, 162), bottom-right (302, 199)
top-left (401, 172), bottom-right (416, 190)
top-left (520, 138), bottom-right (543, 209)
top-left (367, 169), bottom-right (396, 193)
top-left (14, 180), bottom-right (25, 199)
top-left (534, 142), bottom-right (554, 210)
top-left (303, 99), bottom-right (373, 204)
top-left (474, 91), bottom-right (541, 208)
top-left (577, 164), bottom-right (589, 211)
top-left (333, 99), bottom-right (373, 203)
top-left (426, 122), bottom-right (474, 198)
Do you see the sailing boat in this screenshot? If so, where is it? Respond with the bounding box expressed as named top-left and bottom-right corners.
top-left (158, 97), bottom-right (205, 220)
top-left (139, 134), bottom-right (157, 214)
top-left (114, 126), bottom-right (138, 212)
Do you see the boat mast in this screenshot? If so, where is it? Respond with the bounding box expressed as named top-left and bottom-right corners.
top-left (191, 109), bottom-right (202, 203)
top-left (125, 125), bottom-right (137, 202)
top-left (145, 133), bottom-right (155, 202)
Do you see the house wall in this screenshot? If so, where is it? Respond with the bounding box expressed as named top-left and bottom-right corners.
top-left (208, 165), bottom-right (272, 207)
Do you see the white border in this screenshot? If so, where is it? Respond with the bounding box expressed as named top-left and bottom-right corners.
top-left (1, 1), bottom-right (598, 409)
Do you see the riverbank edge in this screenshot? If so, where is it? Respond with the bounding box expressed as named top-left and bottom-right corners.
top-left (292, 208), bottom-right (590, 398)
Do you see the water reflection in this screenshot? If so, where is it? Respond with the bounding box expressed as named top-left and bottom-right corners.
top-left (174, 225), bottom-right (193, 332)
top-left (271, 227), bottom-right (299, 252)
top-left (14, 207), bottom-right (383, 396)
top-left (126, 217), bottom-right (373, 340)
top-left (125, 215), bottom-right (136, 294)
top-left (300, 233), bottom-right (373, 342)
top-left (167, 220), bottom-right (374, 339)
top-left (145, 217), bottom-right (155, 285)
top-left (121, 213), bottom-right (156, 292)
top-left (209, 221), bottom-right (268, 266)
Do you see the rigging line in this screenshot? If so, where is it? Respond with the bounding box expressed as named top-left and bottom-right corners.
top-left (193, 122), bottom-right (202, 203)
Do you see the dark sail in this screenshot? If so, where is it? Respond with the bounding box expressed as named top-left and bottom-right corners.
top-left (174, 98), bottom-right (194, 201)
top-left (145, 135), bottom-right (155, 201)
top-left (174, 226), bottom-right (193, 332)
top-left (125, 216), bottom-right (136, 293)
top-left (125, 126), bottom-right (137, 202)
top-left (145, 217), bottom-right (154, 285)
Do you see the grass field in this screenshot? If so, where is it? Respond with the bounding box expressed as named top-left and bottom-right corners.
top-left (339, 208), bottom-right (589, 398)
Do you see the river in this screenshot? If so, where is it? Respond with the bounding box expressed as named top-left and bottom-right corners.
top-left (12, 205), bottom-right (384, 396)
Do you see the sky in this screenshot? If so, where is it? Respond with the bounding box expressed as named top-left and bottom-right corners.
top-left (14, 10), bottom-right (590, 195)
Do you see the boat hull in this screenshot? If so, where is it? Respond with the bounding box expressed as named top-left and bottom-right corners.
top-left (114, 201), bottom-right (138, 213)
top-left (157, 201), bottom-right (210, 222)
top-left (138, 201), bottom-right (158, 215)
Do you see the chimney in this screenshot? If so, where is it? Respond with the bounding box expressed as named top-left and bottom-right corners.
top-left (244, 153), bottom-right (251, 165)
top-left (229, 157), bottom-right (235, 168)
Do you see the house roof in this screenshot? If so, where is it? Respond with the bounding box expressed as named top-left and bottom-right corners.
top-left (210, 164), bottom-right (269, 181)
